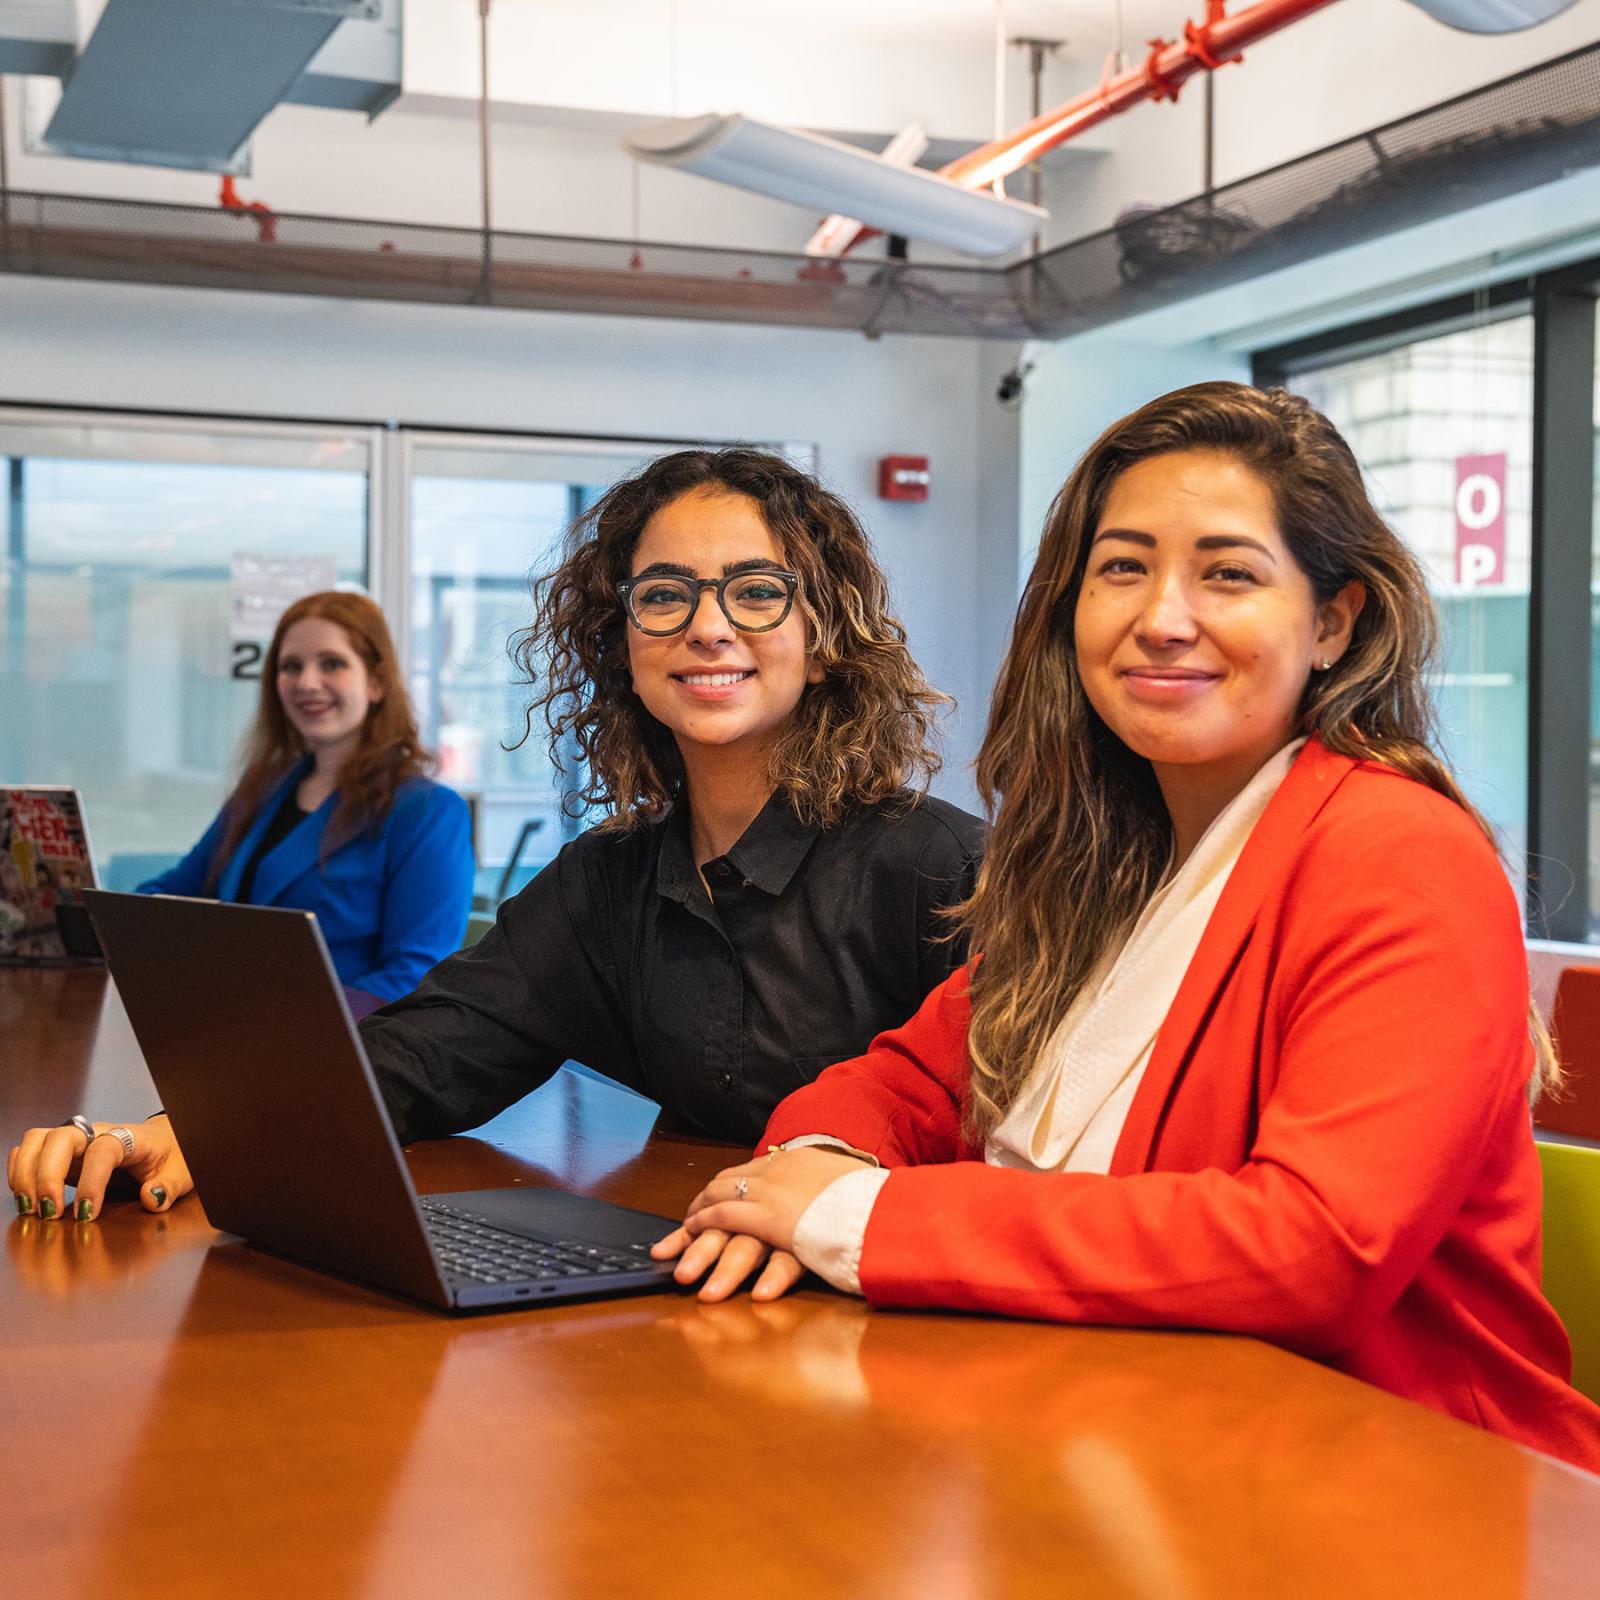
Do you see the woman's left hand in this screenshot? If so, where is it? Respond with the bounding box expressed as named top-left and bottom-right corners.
top-left (652, 1147), bottom-right (866, 1301)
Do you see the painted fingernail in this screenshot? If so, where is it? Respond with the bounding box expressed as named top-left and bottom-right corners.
top-left (76, 1197), bottom-right (94, 1221)
top-left (39, 1197), bottom-right (56, 1220)
top-left (151, 1186), bottom-right (168, 1208)
top-left (14, 1193), bottom-right (30, 1215)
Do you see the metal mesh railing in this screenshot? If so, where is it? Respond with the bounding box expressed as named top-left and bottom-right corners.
top-left (2, 40), bottom-right (1599, 339)
top-left (0, 189), bottom-right (1037, 337)
top-left (1023, 39), bottom-right (1600, 337)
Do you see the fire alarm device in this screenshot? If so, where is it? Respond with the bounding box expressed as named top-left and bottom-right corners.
top-left (878, 456), bottom-right (930, 502)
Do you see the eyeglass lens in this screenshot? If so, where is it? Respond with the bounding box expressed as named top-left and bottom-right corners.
top-left (628, 573), bottom-right (792, 633)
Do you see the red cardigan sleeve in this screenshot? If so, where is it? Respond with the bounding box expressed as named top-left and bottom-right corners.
top-left (762, 966), bottom-right (976, 1166)
top-left (774, 790), bottom-right (1536, 1360)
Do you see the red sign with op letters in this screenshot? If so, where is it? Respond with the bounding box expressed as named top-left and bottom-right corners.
top-left (1454, 453), bottom-right (1506, 587)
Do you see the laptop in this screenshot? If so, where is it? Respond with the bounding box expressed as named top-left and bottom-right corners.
top-left (83, 890), bottom-right (680, 1312)
top-left (0, 786), bottom-right (104, 964)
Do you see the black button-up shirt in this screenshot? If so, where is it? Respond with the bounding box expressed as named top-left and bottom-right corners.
top-left (362, 789), bottom-right (984, 1144)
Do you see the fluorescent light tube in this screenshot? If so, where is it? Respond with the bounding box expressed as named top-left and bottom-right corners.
top-left (807, 121), bottom-right (930, 259)
top-left (624, 113), bottom-right (1046, 259)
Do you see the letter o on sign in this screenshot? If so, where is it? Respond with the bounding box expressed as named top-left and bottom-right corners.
top-left (1457, 473), bottom-right (1502, 532)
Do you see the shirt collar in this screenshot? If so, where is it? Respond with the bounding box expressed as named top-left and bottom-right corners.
top-left (654, 788), bottom-right (822, 903)
top-left (725, 788), bottom-right (823, 895)
top-left (655, 805), bottom-right (700, 907)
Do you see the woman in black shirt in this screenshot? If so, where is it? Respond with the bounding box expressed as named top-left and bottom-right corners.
top-left (12, 448), bottom-right (982, 1220)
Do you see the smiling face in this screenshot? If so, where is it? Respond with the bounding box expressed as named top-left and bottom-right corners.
top-left (1073, 449), bottom-right (1361, 805)
top-left (275, 615), bottom-right (383, 763)
top-left (625, 486), bottom-right (823, 766)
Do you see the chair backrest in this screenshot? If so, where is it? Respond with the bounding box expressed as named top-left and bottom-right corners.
top-left (1539, 965), bottom-right (1600, 1141)
top-left (1536, 1140), bottom-right (1600, 1405)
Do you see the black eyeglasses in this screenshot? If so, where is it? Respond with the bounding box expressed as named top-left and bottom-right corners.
top-left (617, 570), bottom-right (800, 636)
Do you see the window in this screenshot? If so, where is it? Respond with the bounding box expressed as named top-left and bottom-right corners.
top-left (1290, 317), bottom-right (1535, 891)
top-left (1, 410), bottom-right (808, 909)
top-left (401, 436), bottom-right (683, 899)
top-left (1259, 265), bottom-right (1600, 941)
top-left (0, 417), bottom-right (371, 888)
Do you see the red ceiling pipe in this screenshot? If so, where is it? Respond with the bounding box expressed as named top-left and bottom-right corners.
top-left (833, 0), bottom-right (1343, 257)
top-left (219, 174), bottom-right (278, 244)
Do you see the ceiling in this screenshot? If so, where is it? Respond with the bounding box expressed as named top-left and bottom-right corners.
top-left (520, 0), bottom-right (1184, 53)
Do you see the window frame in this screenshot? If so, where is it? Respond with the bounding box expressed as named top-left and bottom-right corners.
top-left (1254, 260), bottom-right (1600, 939)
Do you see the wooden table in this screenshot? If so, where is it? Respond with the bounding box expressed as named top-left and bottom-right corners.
top-left (5, 969), bottom-right (1599, 1599)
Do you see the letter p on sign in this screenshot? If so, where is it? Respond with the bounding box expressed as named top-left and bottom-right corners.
top-left (1454, 453), bottom-right (1506, 587)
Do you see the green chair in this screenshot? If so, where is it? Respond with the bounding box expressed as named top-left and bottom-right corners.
top-left (1536, 1140), bottom-right (1600, 1405)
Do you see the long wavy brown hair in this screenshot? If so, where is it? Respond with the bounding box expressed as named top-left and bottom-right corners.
top-left (511, 448), bottom-right (946, 828)
top-left (209, 591), bottom-right (432, 887)
top-left (963, 381), bottom-right (1555, 1139)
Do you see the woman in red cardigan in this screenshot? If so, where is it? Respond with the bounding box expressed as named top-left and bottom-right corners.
top-left (654, 381), bottom-right (1600, 1473)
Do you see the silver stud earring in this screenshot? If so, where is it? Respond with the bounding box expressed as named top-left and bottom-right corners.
top-left (1317, 658), bottom-right (1334, 671)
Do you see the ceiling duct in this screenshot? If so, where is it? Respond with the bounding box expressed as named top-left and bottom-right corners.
top-left (39, 0), bottom-right (381, 172)
top-left (285, 0), bottom-right (401, 118)
top-left (0, 0), bottom-right (76, 76)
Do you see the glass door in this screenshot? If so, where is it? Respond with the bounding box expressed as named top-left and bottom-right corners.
top-left (0, 413), bottom-right (376, 889)
top-left (400, 435), bottom-right (690, 902)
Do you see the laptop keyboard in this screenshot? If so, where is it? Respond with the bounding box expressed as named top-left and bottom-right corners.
top-left (422, 1201), bottom-right (656, 1286)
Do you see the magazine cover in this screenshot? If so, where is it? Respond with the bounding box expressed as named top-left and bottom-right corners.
top-left (0, 789), bottom-right (97, 963)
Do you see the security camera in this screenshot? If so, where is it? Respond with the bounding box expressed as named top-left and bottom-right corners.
top-left (997, 341), bottom-right (1040, 406)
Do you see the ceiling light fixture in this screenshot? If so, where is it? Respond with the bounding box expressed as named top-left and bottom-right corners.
top-left (623, 113), bottom-right (1045, 259)
top-left (805, 121), bottom-right (929, 260)
top-left (1399, 0), bottom-right (1579, 28)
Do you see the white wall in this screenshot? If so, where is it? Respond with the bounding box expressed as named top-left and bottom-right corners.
top-left (0, 272), bottom-right (1016, 811)
top-left (403, 2), bottom-right (1025, 137)
top-left (1019, 330), bottom-right (1251, 579)
top-left (9, 0), bottom-right (1596, 260)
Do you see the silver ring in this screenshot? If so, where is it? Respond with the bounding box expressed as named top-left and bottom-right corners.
top-left (93, 1126), bottom-right (136, 1162)
top-left (63, 1114), bottom-right (95, 1144)
top-left (733, 1177), bottom-right (749, 1202)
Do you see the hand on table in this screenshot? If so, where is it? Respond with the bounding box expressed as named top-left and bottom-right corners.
top-left (8, 1114), bottom-right (192, 1222)
top-left (650, 1146), bottom-right (866, 1303)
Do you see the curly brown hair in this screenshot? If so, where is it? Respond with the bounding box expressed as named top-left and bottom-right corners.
top-left (209, 591), bottom-right (432, 888)
top-left (510, 448), bottom-right (947, 828)
top-left (963, 381), bottom-right (1555, 1139)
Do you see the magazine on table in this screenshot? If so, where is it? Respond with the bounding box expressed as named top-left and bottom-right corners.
top-left (0, 787), bottom-right (104, 965)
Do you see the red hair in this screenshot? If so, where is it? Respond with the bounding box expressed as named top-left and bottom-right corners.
top-left (208, 591), bottom-right (432, 888)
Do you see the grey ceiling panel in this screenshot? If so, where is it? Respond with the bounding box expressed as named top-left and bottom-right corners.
top-left (287, 0), bottom-right (401, 118)
top-left (42, 0), bottom-right (378, 172)
top-left (0, 0), bottom-right (76, 77)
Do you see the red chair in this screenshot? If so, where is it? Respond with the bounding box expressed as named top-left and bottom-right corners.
top-left (1540, 965), bottom-right (1600, 1141)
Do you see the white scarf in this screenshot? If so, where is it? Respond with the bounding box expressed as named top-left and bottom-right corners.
top-left (986, 739), bottom-right (1304, 1175)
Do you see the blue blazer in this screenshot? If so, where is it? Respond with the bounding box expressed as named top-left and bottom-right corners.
top-left (139, 761), bottom-right (474, 1003)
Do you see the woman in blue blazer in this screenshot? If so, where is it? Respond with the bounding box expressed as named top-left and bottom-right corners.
top-left (139, 591), bottom-right (472, 1005)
